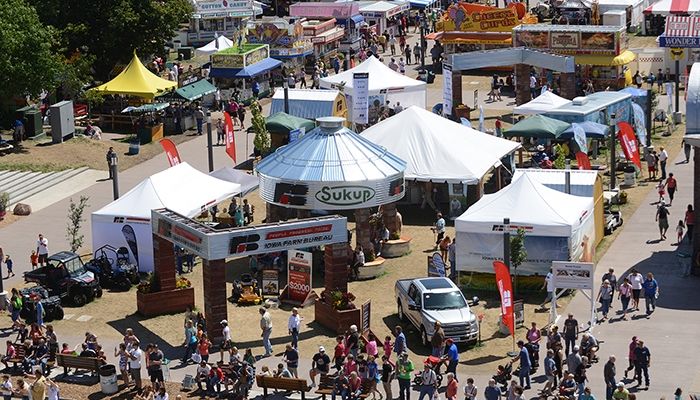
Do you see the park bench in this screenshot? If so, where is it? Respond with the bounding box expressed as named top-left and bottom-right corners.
top-left (315, 374), bottom-right (373, 400)
top-left (255, 375), bottom-right (310, 400)
top-left (56, 354), bottom-right (101, 377)
top-left (7, 345), bottom-right (26, 373)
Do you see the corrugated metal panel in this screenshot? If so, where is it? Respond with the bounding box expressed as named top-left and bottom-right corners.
top-left (270, 98), bottom-right (334, 120)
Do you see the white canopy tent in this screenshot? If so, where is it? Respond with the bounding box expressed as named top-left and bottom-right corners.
top-left (362, 106), bottom-right (521, 183)
top-left (320, 57), bottom-right (426, 120)
top-left (643, 0), bottom-right (700, 15)
top-left (455, 173), bottom-right (595, 276)
top-left (196, 35), bottom-right (234, 55)
top-left (513, 91), bottom-right (572, 115)
top-left (91, 163), bottom-right (241, 272)
top-left (209, 167), bottom-right (260, 196)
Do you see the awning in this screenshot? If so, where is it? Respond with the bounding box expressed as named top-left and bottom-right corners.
top-left (426, 31), bottom-right (512, 45)
top-left (173, 79), bottom-right (217, 101)
top-left (410, 0), bottom-right (436, 8)
top-left (121, 102), bottom-right (170, 114)
top-left (209, 57), bottom-right (283, 79)
top-left (644, 0), bottom-right (700, 15)
top-left (311, 27), bottom-right (345, 44)
top-left (574, 50), bottom-right (636, 66)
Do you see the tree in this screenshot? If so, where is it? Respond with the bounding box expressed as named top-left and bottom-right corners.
top-left (0, 0), bottom-right (61, 99)
top-left (251, 100), bottom-right (271, 153)
top-left (29, 0), bottom-right (193, 81)
top-left (510, 228), bottom-right (527, 293)
top-left (66, 196), bottom-right (90, 252)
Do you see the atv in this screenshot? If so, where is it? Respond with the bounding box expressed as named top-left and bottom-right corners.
top-left (19, 286), bottom-right (64, 323)
top-left (85, 245), bottom-right (140, 291)
top-left (24, 251), bottom-right (102, 307)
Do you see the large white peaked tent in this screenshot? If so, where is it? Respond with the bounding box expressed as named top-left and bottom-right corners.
top-left (91, 162), bottom-right (241, 272)
top-left (513, 91), bottom-right (572, 115)
top-left (455, 173), bottom-right (595, 275)
top-left (196, 35), bottom-right (234, 55)
top-left (320, 57), bottom-right (427, 118)
top-left (362, 106), bottom-right (520, 183)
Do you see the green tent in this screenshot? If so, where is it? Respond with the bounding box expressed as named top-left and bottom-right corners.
top-left (504, 115), bottom-right (571, 139)
top-left (265, 112), bottom-right (316, 135)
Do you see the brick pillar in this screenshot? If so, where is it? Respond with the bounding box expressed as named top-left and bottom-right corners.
top-left (354, 208), bottom-right (372, 251)
top-left (297, 209), bottom-right (312, 219)
top-left (203, 258), bottom-right (227, 342)
top-left (266, 203), bottom-right (287, 223)
top-left (514, 64), bottom-right (531, 106)
top-left (559, 72), bottom-right (577, 100)
top-left (451, 69), bottom-right (463, 110)
top-left (382, 203), bottom-right (400, 237)
top-left (153, 234), bottom-right (176, 291)
top-left (324, 243), bottom-right (349, 293)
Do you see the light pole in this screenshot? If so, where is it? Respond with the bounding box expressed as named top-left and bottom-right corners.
top-left (206, 111), bottom-right (214, 172)
top-left (109, 152), bottom-right (119, 200)
top-left (609, 112), bottom-right (617, 191)
top-left (283, 80), bottom-right (289, 114)
top-left (420, 15), bottom-right (426, 70)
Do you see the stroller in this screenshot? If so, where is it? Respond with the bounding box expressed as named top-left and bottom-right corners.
top-left (412, 356), bottom-right (444, 386)
top-left (493, 361), bottom-right (512, 393)
top-left (525, 342), bottom-right (540, 372)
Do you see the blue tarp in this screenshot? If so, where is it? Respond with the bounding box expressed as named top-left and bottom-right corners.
top-left (209, 58), bottom-right (282, 79)
top-left (618, 87), bottom-right (647, 97)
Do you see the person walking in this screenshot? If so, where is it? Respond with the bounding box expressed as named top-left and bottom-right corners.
top-left (604, 356), bottom-right (616, 400)
top-left (106, 147), bottom-right (116, 179)
top-left (396, 352), bottom-right (414, 400)
top-left (215, 118), bottom-right (224, 146)
top-left (219, 320), bottom-right (232, 363)
top-left (543, 349), bottom-right (557, 395)
top-left (618, 278), bottom-right (632, 320)
top-left (623, 336), bottom-right (638, 379)
top-left (446, 372), bottom-right (458, 400)
top-left (642, 272), bottom-right (659, 315)
top-left (513, 340), bottom-right (531, 390)
top-left (658, 146), bottom-right (668, 179)
top-left (431, 321), bottom-right (445, 357)
top-left (655, 202), bottom-right (670, 240)
top-left (380, 355), bottom-right (394, 400)
top-left (563, 313), bottom-right (579, 355)
top-left (665, 173), bottom-right (677, 205)
top-left (194, 106), bottom-right (205, 135)
top-left (601, 268), bottom-right (617, 297)
top-left (464, 377), bottom-right (478, 400)
top-left (259, 307), bottom-right (273, 357)
top-left (683, 138), bottom-right (692, 163)
top-left (597, 280), bottom-right (613, 321)
top-left (181, 320), bottom-right (197, 364)
top-left (484, 379), bottom-right (501, 400)
top-left (444, 338), bottom-right (459, 378)
top-left (36, 234), bottom-right (49, 267)
top-left (283, 344), bottom-right (299, 378)
top-left (628, 270), bottom-right (643, 311)
top-left (539, 268), bottom-right (556, 309)
top-left (394, 325), bottom-right (407, 358)
top-left (417, 363), bottom-right (438, 400)
top-left (685, 205), bottom-right (695, 243)
top-left (288, 308), bottom-right (302, 349)
top-left (633, 340), bottom-right (651, 388)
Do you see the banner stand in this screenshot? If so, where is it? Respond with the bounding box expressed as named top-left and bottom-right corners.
top-left (279, 287), bottom-right (318, 308)
top-left (551, 261), bottom-right (596, 331)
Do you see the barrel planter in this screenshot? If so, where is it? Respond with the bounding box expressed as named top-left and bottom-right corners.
top-left (314, 300), bottom-right (361, 334)
top-left (136, 287), bottom-right (194, 317)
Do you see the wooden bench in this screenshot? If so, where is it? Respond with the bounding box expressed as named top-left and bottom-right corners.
top-left (256, 375), bottom-right (310, 400)
top-left (56, 354), bottom-right (101, 377)
top-left (7, 345), bottom-right (26, 373)
top-left (316, 374), bottom-right (373, 400)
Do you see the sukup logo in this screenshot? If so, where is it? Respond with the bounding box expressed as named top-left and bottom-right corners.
top-left (315, 185), bottom-right (375, 206)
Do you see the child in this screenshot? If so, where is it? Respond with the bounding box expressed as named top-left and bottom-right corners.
top-left (4, 255), bottom-right (13, 278)
top-left (30, 251), bottom-right (38, 270)
top-left (383, 336), bottom-right (393, 363)
top-left (676, 220), bottom-right (685, 245)
top-left (0, 375), bottom-right (11, 397)
top-left (229, 346), bottom-right (241, 364)
top-left (657, 179), bottom-right (666, 203)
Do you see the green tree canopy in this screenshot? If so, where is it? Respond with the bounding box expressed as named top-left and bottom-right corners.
top-left (0, 0), bottom-right (61, 99)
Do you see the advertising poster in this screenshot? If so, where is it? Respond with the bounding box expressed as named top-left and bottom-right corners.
top-left (287, 250), bottom-right (312, 303)
top-left (443, 63), bottom-right (453, 116)
top-left (262, 269), bottom-right (280, 296)
top-left (493, 260), bottom-right (514, 336)
top-left (289, 127), bottom-right (305, 143)
top-left (427, 252), bottom-right (446, 277)
top-left (352, 72), bottom-right (369, 124)
top-left (617, 122), bottom-right (641, 168)
top-left (580, 32), bottom-right (616, 52)
top-left (552, 261), bottom-right (594, 290)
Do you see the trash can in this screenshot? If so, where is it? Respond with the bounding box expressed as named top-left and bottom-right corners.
top-left (24, 109), bottom-right (43, 137)
top-left (99, 364), bottom-right (118, 394)
top-left (128, 141), bottom-right (140, 155)
top-left (623, 165), bottom-right (636, 186)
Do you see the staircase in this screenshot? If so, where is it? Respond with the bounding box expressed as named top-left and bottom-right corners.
top-left (0, 167), bottom-right (90, 207)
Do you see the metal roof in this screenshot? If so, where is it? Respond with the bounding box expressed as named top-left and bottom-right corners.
top-left (256, 117), bottom-right (406, 182)
top-left (513, 24), bottom-right (624, 33)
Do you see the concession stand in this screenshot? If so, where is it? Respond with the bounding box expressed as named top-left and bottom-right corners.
top-left (246, 19), bottom-right (313, 71)
top-left (209, 44), bottom-right (283, 103)
top-left (290, 3), bottom-right (364, 54)
top-left (512, 24), bottom-right (635, 90)
top-left (184, 0), bottom-right (256, 46)
top-left (358, 0), bottom-right (411, 37)
top-left (300, 18), bottom-right (345, 69)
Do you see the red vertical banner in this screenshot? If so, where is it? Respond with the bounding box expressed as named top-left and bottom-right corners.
top-left (493, 261), bottom-right (514, 336)
top-left (224, 111), bottom-right (237, 164)
top-left (617, 122), bottom-right (641, 169)
top-left (160, 139), bottom-right (181, 166)
top-left (576, 151), bottom-right (592, 170)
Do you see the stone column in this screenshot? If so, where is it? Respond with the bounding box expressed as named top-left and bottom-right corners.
top-left (203, 258), bottom-right (227, 341)
top-left (514, 63), bottom-right (531, 106)
top-left (559, 72), bottom-right (577, 100)
top-left (382, 203), bottom-right (400, 238)
top-left (324, 243), bottom-right (349, 293)
top-left (153, 234), bottom-right (176, 292)
top-left (354, 208), bottom-right (373, 252)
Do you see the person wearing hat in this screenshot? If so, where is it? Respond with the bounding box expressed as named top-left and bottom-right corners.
top-left (219, 320), bottom-right (232, 363)
top-left (533, 144), bottom-right (547, 166)
top-left (612, 382), bottom-right (629, 400)
top-left (396, 352), bottom-right (414, 400)
top-left (194, 106), bottom-right (205, 135)
top-left (417, 362), bottom-right (438, 400)
top-left (309, 346), bottom-right (330, 388)
top-left (597, 279), bottom-right (613, 321)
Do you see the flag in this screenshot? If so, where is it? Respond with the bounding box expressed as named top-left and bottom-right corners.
top-left (478, 105), bottom-right (485, 132)
top-left (224, 111), bottom-right (237, 164)
top-left (159, 139), bottom-right (181, 167)
top-left (493, 261), bottom-right (514, 336)
top-left (631, 103), bottom-right (647, 146)
top-left (576, 151), bottom-right (592, 169)
top-left (571, 122), bottom-right (588, 154)
top-left (617, 122), bottom-right (641, 169)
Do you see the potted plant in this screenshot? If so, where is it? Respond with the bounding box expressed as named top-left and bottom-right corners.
top-left (315, 290), bottom-right (361, 333)
top-left (0, 192), bottom-right (9, 219)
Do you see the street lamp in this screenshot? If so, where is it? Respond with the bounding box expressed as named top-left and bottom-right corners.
top-left (609, 112), bottom-right (617, 191)
top-left (206, 111), bottom-right (214, 172)
top-left (109, 152), bottom-right (119, 200)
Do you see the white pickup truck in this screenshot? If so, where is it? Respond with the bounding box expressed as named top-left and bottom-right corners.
top-left (395, 277), bottom-right (479, 347)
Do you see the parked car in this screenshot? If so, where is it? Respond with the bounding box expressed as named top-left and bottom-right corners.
top-left (84, 245), bottom-right (140, 291)
top-left (395, 277), bottom-right (479, 347)
top-left (24, 251), bottom-right (102, 307)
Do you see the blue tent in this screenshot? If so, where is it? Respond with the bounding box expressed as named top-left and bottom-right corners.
top-left (558, 121), bottom-right (610, 139)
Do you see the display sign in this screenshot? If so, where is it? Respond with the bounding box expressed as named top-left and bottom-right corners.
top-left (550, 32), bottom-right (579, 49)
top-left (514, 30), bottom-right (549, 48)
top-left (493, 260), bottom-right (514, 336)
top-left (580, 32), bottom-right (616, 52)
top-left (247, 21), bottom-right (303, 48)
top-left (617, 122), bottom-right (641, 169)
top-left (361, 300), bottom-right (371, 333)
top-left (660, 36), bottom-right (699, 47)
top-left (262, 269), bottom-right (280, 296)
top-left (152, 209), bottom-right (348, 259)
top-left (513, 26), bottom-right (623, 55)
top-left (194, 0), bottom-right (254, 18)
top-left (442, 64), bottom-right (453, 117)
top-left (552, 261), bottom-right (594, 290)
top-left (664, 15), bottom-right (700, 37)
top-left (514, 299), bottom-right (525, 327)
top-left (428, 252), bottom-right (446, 277)
top-left (352, 72), bottom-right (369, 124)
top-left (289, 127), bottom-right (305, 143)
top-left (438, 4), bottom-right (518, 32)
top-left (287, 250), bottom-right (312, 303)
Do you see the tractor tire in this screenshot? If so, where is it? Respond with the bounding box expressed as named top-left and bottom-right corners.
top-left (53, 307), bottom-right (64, 321)
top-left (72, 292), bottom-right (87, 307)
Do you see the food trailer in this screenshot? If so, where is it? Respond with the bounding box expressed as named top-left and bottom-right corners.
top-left (209, 44), bottom-right (283, 103)
top-left (246, 19), bottom-right (313, 71)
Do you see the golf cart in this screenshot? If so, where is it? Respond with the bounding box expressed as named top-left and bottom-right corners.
top-left (24, 251), bottom-right (103, 307)
top-left (84, 245), bottom-right (140, 291)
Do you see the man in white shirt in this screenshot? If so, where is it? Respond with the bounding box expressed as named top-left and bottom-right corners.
top-left (658, 146), bottom-right (668, 179)
top-left (260, 307), bottom-right (273, 357)
top-left (219, 320), bottom-right (232, 363)
top-left (36, 234), bottom-right (49, 267)
top-left (287, 308), bottom-right (302, 349)
top-left (418, 363), bottom-right (438, 400)
top-left (529, 74), bottom-right (538, 100)
top-left (540, 269), bottom-right (557, 309)
top-left (433, 213), bottom-right (446, 249)
top-left (128, 341), bottom-right (143, 390)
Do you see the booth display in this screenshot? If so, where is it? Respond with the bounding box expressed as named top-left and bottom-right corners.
top-left (264, 112), bottom-right (317, 149)
top-left (544, 91), bottom-right (633, 125)
top-left (91, 163), bottom-right (242, 272)
top-left (513, 91), bottom-right (572, 115)
top-left (513, 24), bottom-right (635, 90)
top-left (455, 173), bottom-right (595, 276)
top-left (270, 89), bottom-right (347, 121)
top-left (320, 57), bottom-right (427, 121)
top-left (246, 19), bottom-right (313, 70)
top-left (184, 0), bottom-right (256, 46)
top-left (290, 3), bottom-right (364, 53)
top-left (209, 44), bottom-right (283, 103)
top-left (358, 0), bottom-right (411, 37)
top-left (300, 18), bottom-right (345, 70)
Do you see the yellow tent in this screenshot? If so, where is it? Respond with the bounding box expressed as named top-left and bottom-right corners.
top-left (92, 52), bottom-right (177, 99)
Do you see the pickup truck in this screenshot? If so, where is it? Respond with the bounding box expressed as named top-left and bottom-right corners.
top-left (24, 251), bottom-right (103, 307)
top-left (395, 277), bottom-right (479, 347)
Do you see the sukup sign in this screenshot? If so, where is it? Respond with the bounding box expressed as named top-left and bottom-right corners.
top-left (315, 185), bottom-right (376, 206)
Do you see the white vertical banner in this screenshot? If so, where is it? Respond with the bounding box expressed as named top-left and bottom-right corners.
top-left (571, 122), bottom-right (588, 153)
top-left (352, 72), bottom-right (369, 124)
top-left (665, 82), bottom-right (674, 113)
top-left (442, 63), bottom-right (453, 117)
top-left (478, 105), bottom-right (485, 132)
